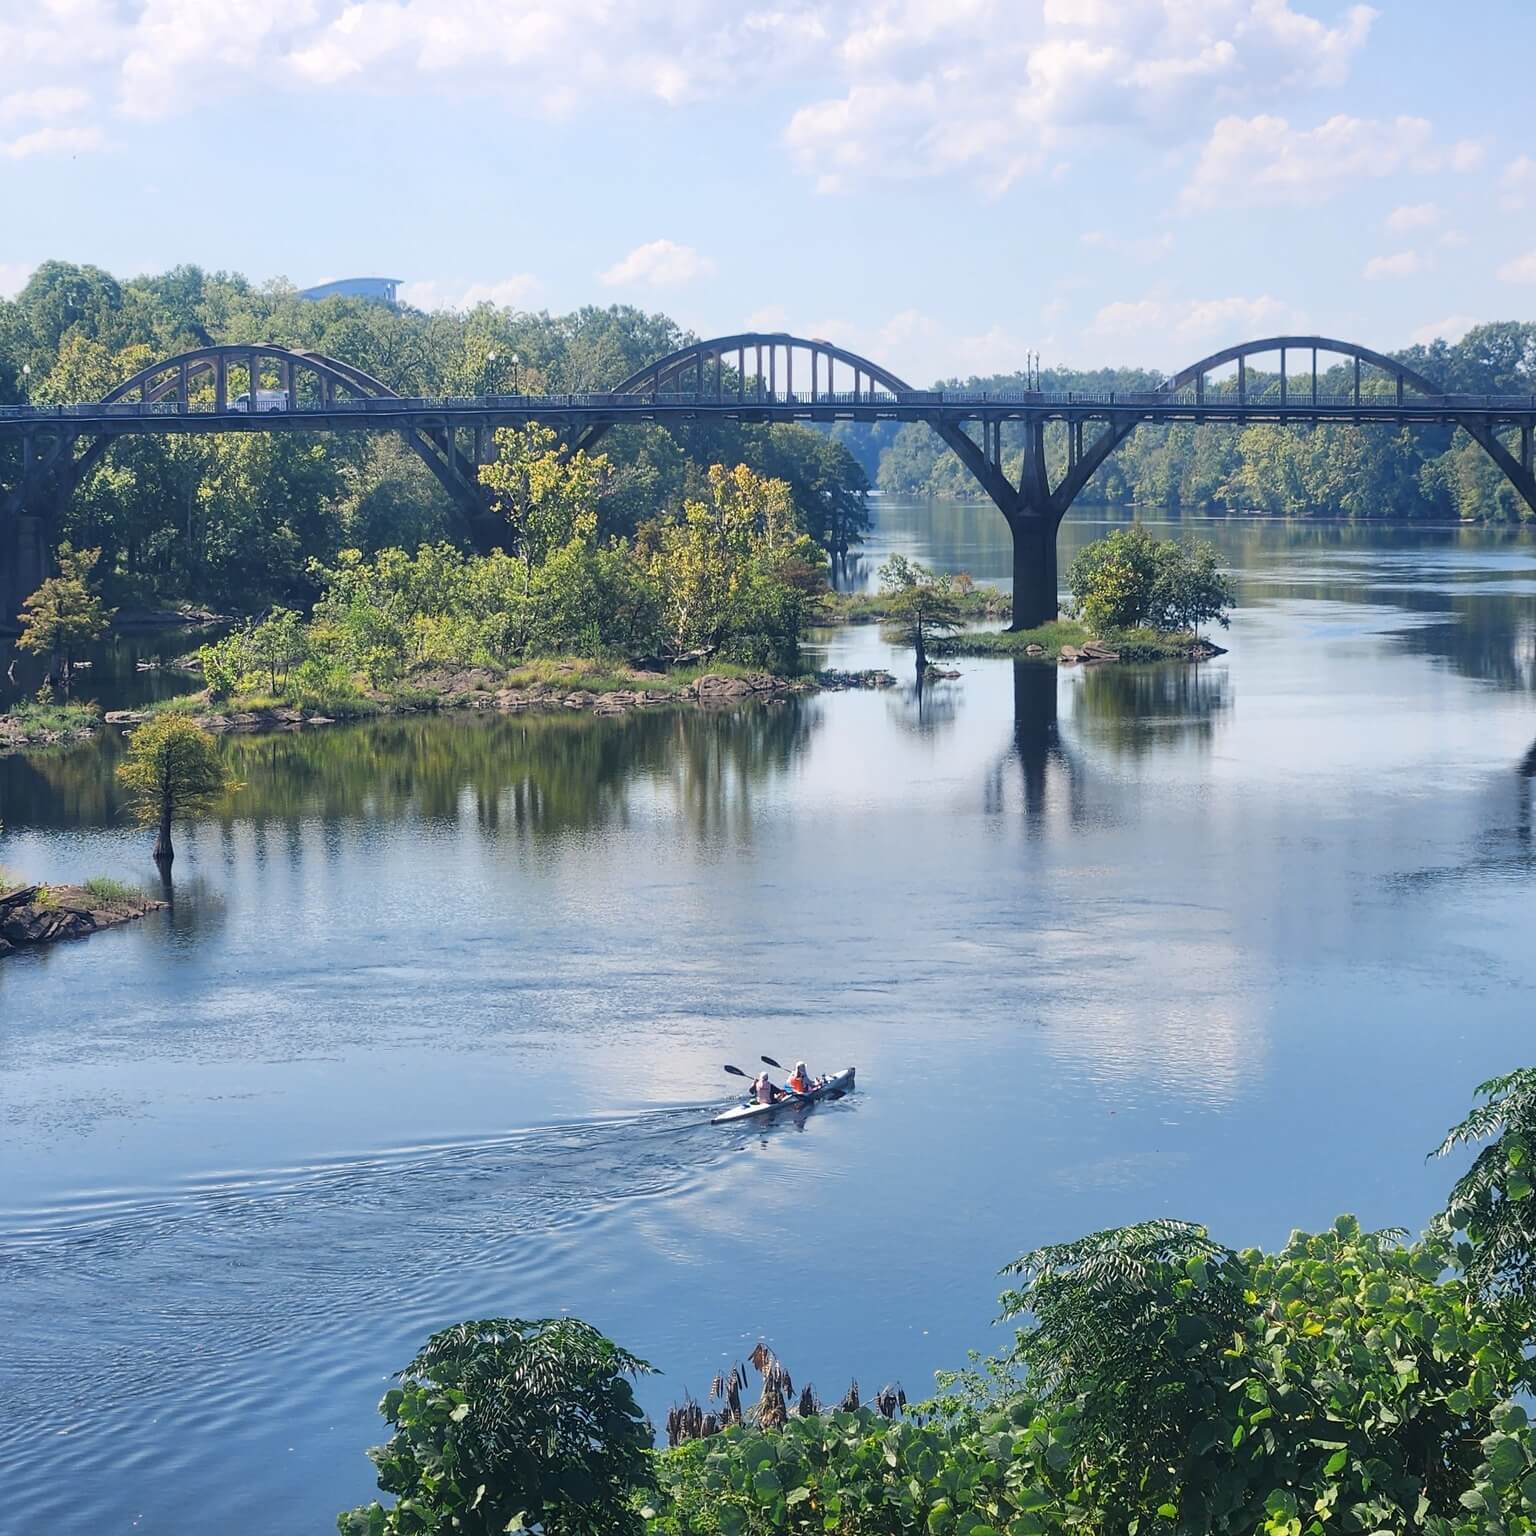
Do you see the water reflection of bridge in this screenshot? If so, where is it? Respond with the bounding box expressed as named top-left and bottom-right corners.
top-left (4, 332), bottom-right (1534, 626)
top-left (988, 660), bottom-right (1234, 828)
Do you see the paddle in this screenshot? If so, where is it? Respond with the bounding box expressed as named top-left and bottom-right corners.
top-left (724, 1064), bottom-right (750, 1078)
top-left (760, 1055), bottom-right (784, 1070)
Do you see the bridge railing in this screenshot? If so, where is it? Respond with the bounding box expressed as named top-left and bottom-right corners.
top-left (2, 390), bottom-right (1535, 420)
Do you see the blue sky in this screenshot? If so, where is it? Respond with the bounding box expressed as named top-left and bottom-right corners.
top-left (2, 0), bottom-right (1533, 384)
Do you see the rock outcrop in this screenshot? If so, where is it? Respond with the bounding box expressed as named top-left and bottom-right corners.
top-left (0, 884), bottom-right (166, 958)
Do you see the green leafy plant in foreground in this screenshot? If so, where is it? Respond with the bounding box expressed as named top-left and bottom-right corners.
top-left (1432, 1067), bottom-right (1536, 1302)
top-left (339, 1317), bottom-right (654, 1536)
top-left (648, 1217), bottom-right (1536, 1536)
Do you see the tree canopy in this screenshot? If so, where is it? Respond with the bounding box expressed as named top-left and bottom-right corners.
top-left (0, 263), bottom-right (871, 614)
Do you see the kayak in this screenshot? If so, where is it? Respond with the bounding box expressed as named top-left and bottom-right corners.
top-left (711, 1067), bottom-right (856, 1125)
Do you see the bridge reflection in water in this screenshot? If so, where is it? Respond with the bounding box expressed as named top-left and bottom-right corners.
top-left (3, 332), bottom-right (1534, 627)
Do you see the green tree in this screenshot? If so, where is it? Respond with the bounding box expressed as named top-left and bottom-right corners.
top-left (338, 1318), bottom-right (654, 1536)
top-left (245, 607), bottom-right (310, 694)
top-left (1149, 539), bottom-right (1235, 638)
top-left (1432, 1067), bottom-right (1536, 1301)
top-left (116, 714), bottom-right (235, 865)
top-left (1066, 525), bottom-right (1164, 633)
top-left (479, 425), bottom-right (612, 645)
top-left (877, 554), bottom-right (964, 674)
top-left (15, 543), bottom-right (114, 695)
top-left (643, 463), bottom-right (823, 669)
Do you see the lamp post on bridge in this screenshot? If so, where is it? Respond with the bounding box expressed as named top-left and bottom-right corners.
top-left (511, 352), bottom-right (520, 394)
top-left (20, 363), bottom-right (30, 403)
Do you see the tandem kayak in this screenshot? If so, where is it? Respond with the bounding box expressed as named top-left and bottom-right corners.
top-left (710, 1067), bottom-right (856, 1125)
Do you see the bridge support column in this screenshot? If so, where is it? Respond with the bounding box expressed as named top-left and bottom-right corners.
top-left (0, 514), bottom-right (47, 633)
top-left (1005, 513), bottom-right (1061, 631)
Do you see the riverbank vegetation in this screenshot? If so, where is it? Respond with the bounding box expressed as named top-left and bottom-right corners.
top-left (0, 696), bottom-right (101, 753)
top-left (144, 451), bottom-right (827, 721)
top-left (337, 1066), bottom-right (1536, 1536)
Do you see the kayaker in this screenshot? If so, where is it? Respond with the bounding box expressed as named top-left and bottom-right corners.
top-left (753, 1072), bottom-right (779, 1105)
top-left (786, 1061), bottom-right (816, 1095)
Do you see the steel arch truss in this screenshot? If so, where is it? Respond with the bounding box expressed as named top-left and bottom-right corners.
top-left (1171, 334), bottom-right (1536, 515)
top-left (4, 343), bottom-right (494, 542)
top-left (569, 329), bottom-right (1076, 530)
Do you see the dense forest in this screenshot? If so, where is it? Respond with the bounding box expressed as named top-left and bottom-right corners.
top-left (1, 261), bottom-right (1532, 618)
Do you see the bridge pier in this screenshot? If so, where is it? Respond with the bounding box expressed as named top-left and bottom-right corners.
top-left (0, 514), bottom-right (47, 633)
top-left (1005, 513), bottom-right (1061, 631)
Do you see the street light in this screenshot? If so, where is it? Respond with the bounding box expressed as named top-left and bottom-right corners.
top-left (511, 353), bottom-right (520, 394)
top-left (485, 351), bottom-right (498, 395)
top-left (20, 362), bottom-right (30, 403)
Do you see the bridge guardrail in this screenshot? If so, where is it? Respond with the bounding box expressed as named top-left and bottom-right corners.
top-left (2, 391), bottom-right (1534, 420)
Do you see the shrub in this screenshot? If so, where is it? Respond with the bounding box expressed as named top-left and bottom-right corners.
top-left (339, 1318), bottom-right (655, 1536)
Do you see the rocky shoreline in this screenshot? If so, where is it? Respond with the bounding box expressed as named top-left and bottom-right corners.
top-left (0, 884), bottom-right (166, 957)
top-left (98, 668), bottom-right (900, 736)
top-left (0, 714), bottom-right (99, 754)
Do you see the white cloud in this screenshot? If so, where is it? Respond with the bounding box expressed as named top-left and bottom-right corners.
top-left (1, 124), bottom-right (103, 159)
top-left (1086, 294), bottom-right (1297, 344)
top-left (599, 240), bottom-right (714, 289)
top-left (1183, 113), bottom-right (1480, 208)
top-left (0, 0), bottom-right (1384, 195)
top-left (1439, 228), bottom-right (1469, 249)
top-left (1385, 201), bottom-right (1439, 232)
top-left (0, 86), bottom-right (91, 122)
top-left (1363, 250), bottom-right (1427, 280)
top-left (1496, 249), bottom-right (1536, 285)
top-left (398, 275), bottom-right (541, 311)
top-left (1080, 228), bottom-right (1176, 259)
top-left (1409, 315), bottom-right (1475, 346)
top-left (1502, 155), bottom-right (1536, 212)
top-left (788, 0), bottom-right (1378, 192)
top-left (745, 304), bottom-right (789, 331)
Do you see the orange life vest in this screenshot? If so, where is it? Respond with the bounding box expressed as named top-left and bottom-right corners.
top-left (788, 1072), bottom-right (810, 1093)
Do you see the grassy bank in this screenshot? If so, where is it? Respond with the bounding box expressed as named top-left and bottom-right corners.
top-left (928, 619), bottom-right (1090, 659)
top-left (817, 583), bottom-right (1011, 625)
top-left (132, 656), bottom-right (818, 730)
top-left (932, 620), bottom-right (1218, 662)
top-left (0, 699), bottom-right (103, 753)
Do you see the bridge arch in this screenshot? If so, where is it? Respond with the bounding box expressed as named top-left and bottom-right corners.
top-left (7, 343), bottom-right (495, 566)
top-left (570, 330), bottom-right (1022, 541)
top-left (83, 343), bottom-right (490, 535)
top-left (1169, 334), bottom-right (1445, 403)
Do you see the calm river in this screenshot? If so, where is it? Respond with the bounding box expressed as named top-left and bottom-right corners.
top-left (3, 504), bottom-right (1535, 1533)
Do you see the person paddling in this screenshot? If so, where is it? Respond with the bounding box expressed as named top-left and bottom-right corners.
top-left (785, 1061), bottom-right (817, 1096)
top-left (752, 1071), bottom-right (780, 1105)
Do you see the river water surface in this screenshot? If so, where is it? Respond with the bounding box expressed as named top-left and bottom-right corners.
top-left (3, 504), bottom-right (1536, 1533)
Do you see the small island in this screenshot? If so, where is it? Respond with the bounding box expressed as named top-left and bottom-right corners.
top-left (0, 876), bottom-right (164, 957)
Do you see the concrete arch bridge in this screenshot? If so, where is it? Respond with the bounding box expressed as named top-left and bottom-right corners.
top-left (2, 333), bottom-right (1533, 628)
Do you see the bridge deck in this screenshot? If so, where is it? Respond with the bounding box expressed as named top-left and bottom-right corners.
top-left (3, 389), bottom-right (1535, 437)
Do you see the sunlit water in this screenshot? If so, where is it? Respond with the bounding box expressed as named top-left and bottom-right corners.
top-left (3, 504), bottom-right (1536, 1533)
